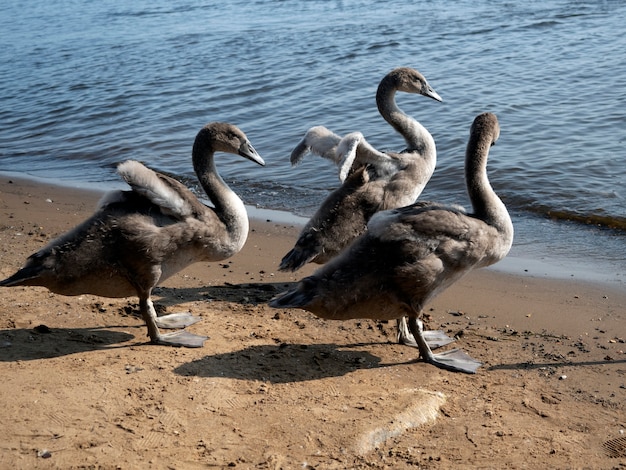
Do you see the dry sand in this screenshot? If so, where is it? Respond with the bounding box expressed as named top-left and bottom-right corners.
top-left (0, 176), bottom-right (625, 469)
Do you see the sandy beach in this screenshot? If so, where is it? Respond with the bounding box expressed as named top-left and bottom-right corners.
top-left (0, 175), bottom-right (625, 469)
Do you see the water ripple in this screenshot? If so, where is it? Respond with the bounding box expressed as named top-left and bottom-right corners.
top-left (1, 0), bottom-right (625, 279)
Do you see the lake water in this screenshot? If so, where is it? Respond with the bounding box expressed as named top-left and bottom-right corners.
top-left (0, 0), bottom-right (624, 284)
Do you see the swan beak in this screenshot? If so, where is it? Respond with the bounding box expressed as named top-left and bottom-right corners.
top-left (239, 141), bottom-right (265, 166)
top-left (425, 85), bottom-right (443, 103)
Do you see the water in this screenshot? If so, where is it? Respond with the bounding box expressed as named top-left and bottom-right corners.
top-left (0, 0), bottom-right (624, 284)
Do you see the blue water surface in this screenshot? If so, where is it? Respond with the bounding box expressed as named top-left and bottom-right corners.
top-left (0, 0), bottom-right (624, 284)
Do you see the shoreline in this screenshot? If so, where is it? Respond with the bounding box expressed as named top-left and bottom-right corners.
top-left (1, 170), bottom-right (623, 288)
top-left (1, 173), bottom-right (625, 332)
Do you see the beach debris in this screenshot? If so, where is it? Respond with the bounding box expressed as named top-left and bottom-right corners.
top-left (354, 389), bottom-right (446, 455)
top-left (125, 364), bottom-right (144, 374)
top-left (37, 449), bottom-right (52, 458)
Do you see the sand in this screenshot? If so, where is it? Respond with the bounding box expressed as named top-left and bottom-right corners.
top-left (0, 175), bottom-right (625, 469)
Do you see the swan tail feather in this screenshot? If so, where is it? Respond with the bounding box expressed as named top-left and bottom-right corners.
top-left (0, 263), bottom-right (43, 287)
top-left (278, 247), bottom-right (316, 272)
top-left (268, 282), bottom-right (315, 309)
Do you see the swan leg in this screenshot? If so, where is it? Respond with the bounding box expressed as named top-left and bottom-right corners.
top-left (407, 316), bottom-right (481, 374)
top-left (140, 297), bottom-right (208, 348)
top-left (156, 312), bottom-right (202, 329)
top-left (397, 317), bottom-right (455, 349)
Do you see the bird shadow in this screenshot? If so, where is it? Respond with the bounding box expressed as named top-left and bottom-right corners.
top-left (174, 342), bottom-right (410, 384)
top-left (152, 281), bottom-right (294, 307)
top-left (110, 281), bottom-right (291, 325)
top-left (0, 325), bottom-right (136, 361)
top-left (0, 282), bottom-right (294, 363)
top-left (488, 358), bottom-right (626, 371)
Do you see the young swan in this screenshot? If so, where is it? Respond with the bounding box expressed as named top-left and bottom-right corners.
top-left (281, 67), bottom-right (442, 272)
top-left (270, 113), bottom-right (513, 374)
top-left (285, 68), bottom-right (446, 349)
top-left (0, 122), bottom-right (265, 348)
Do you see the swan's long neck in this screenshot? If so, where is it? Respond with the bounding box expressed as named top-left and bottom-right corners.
top-left (465, 130), bottom-right (513, 239)
top-left (193, 140), bottom-right (249, 250)
top-left (376, 75), bottom-right (435, 157)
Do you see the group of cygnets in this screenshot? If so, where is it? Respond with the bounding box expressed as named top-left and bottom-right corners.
top-left (0, 67), bottom-right (513, 374)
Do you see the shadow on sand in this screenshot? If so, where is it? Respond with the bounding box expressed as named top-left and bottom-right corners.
top-left (174, 342), bottom-right (412, 384)
top-left (0, 325), bottom-right (136, 361)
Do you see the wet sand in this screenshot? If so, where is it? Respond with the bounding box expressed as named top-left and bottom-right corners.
top-left (1, 176), bottom-right (625, 469)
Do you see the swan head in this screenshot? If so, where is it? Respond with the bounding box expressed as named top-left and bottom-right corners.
top-left (387, 67), bottom-right (443, 102)
top-left (238, 139), bottom-right (265, 166)
top-left (195, 122), bottom-right (265, 166)
top-left (470, 113), bottom-right (500, 146)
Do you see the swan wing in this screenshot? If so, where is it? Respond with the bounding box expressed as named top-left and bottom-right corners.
top-left (368, 202), bottom-right (466, 238)
top-left (278, 166), bottom-right (373, 271)
top-left (367, 203), bottom-right (497, 272)
top-left (290, 126), bottom-right (342, 166)
top-left (367, 203), bottom-right (472, 249)
top-left (117, 160), bottom-right (194, 218)
top-left (336, 132), bottom-right (394, 181)
top-left (336, 133), bottom-right (361, 182)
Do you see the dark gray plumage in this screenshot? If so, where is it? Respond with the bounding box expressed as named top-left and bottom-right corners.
top-left (0, 122), bottom-right (265, 348)
top-left (270, 113), bottom-right (513, 373)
